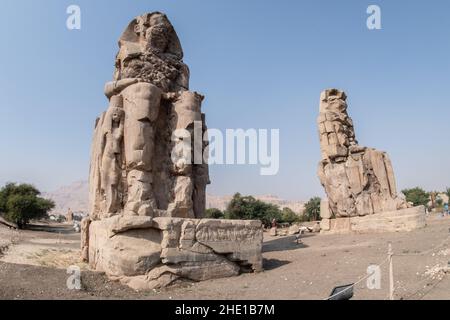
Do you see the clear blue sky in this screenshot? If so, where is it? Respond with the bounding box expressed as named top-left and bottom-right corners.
top-left (0, 0), bottom-right (449, 200)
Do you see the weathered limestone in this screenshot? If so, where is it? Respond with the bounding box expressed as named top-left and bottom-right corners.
top-left (88, 12), bottom-right (209, 221)
top-left (88, 217), bottom-right (263, 290)
top-left (317, 89), bottom-right (425, 233)
top-left (80, 217), bottom-right (90, 262)
top-left (320, 206), bottom-right (426, 234)
top-left (113, 13), bottom-right (189, 92)
top-left (318, 89), bottom-right (409, 218)
top-left (83, 12), bottom-right (263, 290)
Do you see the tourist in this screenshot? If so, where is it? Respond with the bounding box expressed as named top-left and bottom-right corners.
top-left (271, 218), bottom-right (277, 228)
top-left (444, 203), bottom-right (449, 216)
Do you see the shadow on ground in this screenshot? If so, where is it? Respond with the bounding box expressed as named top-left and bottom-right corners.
top-left (263, 258), bottom-right (291, 270)
top-left (26, 224), bottom-right (75, 235)
top-left (263, 235), bottom-right (312, 253)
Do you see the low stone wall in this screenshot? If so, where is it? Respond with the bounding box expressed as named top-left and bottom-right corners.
top-left (320, 206), bottom-right (426, 234)
top-left (85, 216), bottom-right (263, 290)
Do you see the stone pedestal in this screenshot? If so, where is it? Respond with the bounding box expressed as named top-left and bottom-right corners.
top-left (87, 216), bottom-right (263, 290)
top-left (320, 206), bottom-right (426, 234)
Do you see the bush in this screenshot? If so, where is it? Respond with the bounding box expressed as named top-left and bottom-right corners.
top-left (216, 193), bottom-right (304, 227)
top-left (205, 208), bottom-right (224, 219)
top-left (401, 187), bottom-right (430, 207)
top-left (280, 207), bottom-right (300, 224)
top-left (225, 193), bottom-right (282, 227)
top-left (0, 183), bottom-right (55, 229)
top-left (303, 197), bottom-right (321, 222)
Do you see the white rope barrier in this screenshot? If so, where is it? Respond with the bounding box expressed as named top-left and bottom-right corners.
top-left (391, 235), bottom-right (449, 299)
top-left (324, 233), bottom-right (450, 300)
top-left (400, 273), bottom-right (444, 300)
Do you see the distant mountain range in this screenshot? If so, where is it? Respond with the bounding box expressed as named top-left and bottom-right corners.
top-left (43, 181), bottom-right (306, 216)
top-left (42, 181), bottom-right (89, 215)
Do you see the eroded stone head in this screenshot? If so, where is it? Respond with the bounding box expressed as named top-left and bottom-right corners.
top-left (318, 89), bottom-right (356, 162)
top-left (320, 89), bottom-right (348, 114)
top-left (114, 12), bottom-right (189, 92)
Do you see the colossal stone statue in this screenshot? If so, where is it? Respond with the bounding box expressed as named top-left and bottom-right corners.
top-left (89, 12), bottom-right (209, 221)
top-left (317, 89), bottom-right (425, 234)
top-left (317, 89), bottom-right (409, 218)
top-left (82, 12), bottom-right (263, 290)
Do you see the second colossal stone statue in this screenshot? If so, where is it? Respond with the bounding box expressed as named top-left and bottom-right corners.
top-left (317, 89), bottom-right (409, 219)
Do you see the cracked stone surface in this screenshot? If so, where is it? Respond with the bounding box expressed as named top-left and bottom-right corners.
top-left (88, 217), bottom-right (263, 290)
top-left (317, 89), bottom-right (409, 219)
top-left (82, 12), bottom-right (263, 290)
top-left (317, 89), bottom-right (426, 234)
top-left (88, 12), bottom-right (209, 222)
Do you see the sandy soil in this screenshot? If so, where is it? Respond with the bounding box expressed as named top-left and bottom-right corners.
top-left (0, 223), bottom-right (84, 269)
top-left (0, 215), bottom-right (449, 300)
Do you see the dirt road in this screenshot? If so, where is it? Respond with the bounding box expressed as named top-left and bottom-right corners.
top-left (0, 216), bottom-right (449, 300)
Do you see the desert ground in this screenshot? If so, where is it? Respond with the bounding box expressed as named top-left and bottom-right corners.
top-left (0, 214), bottom-right (449, 300)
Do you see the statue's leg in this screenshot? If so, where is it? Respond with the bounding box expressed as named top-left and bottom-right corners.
top-left (121, 83), bottom-right (162, 217)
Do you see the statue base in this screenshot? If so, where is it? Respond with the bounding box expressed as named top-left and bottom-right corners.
top-left (320, 206), bottom-right (426, 235)
top-left (82, 216), bottom-right (263, 291)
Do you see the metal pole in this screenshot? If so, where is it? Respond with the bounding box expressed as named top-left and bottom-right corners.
top-left (388, 242), bottom-right (394, 300)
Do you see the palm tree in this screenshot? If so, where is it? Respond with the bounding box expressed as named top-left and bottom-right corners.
top-left (304, 197), bottom-right (321, 221)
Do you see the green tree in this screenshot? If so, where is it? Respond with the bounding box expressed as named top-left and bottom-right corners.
top-left (280, 207), bottom-right (300, 224)
top-left (401, 187), bottom-right (430, 207)
top-left (205, 208), bottom-right (224, 219)
top-left (0, 183), bottom-right (40, 212)
top-left (225, 193), bottom-right (282, 227)
top-left (303, 197), bottom-right (321, 222)
top-left (0, 183), bottom-right (55, 229)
